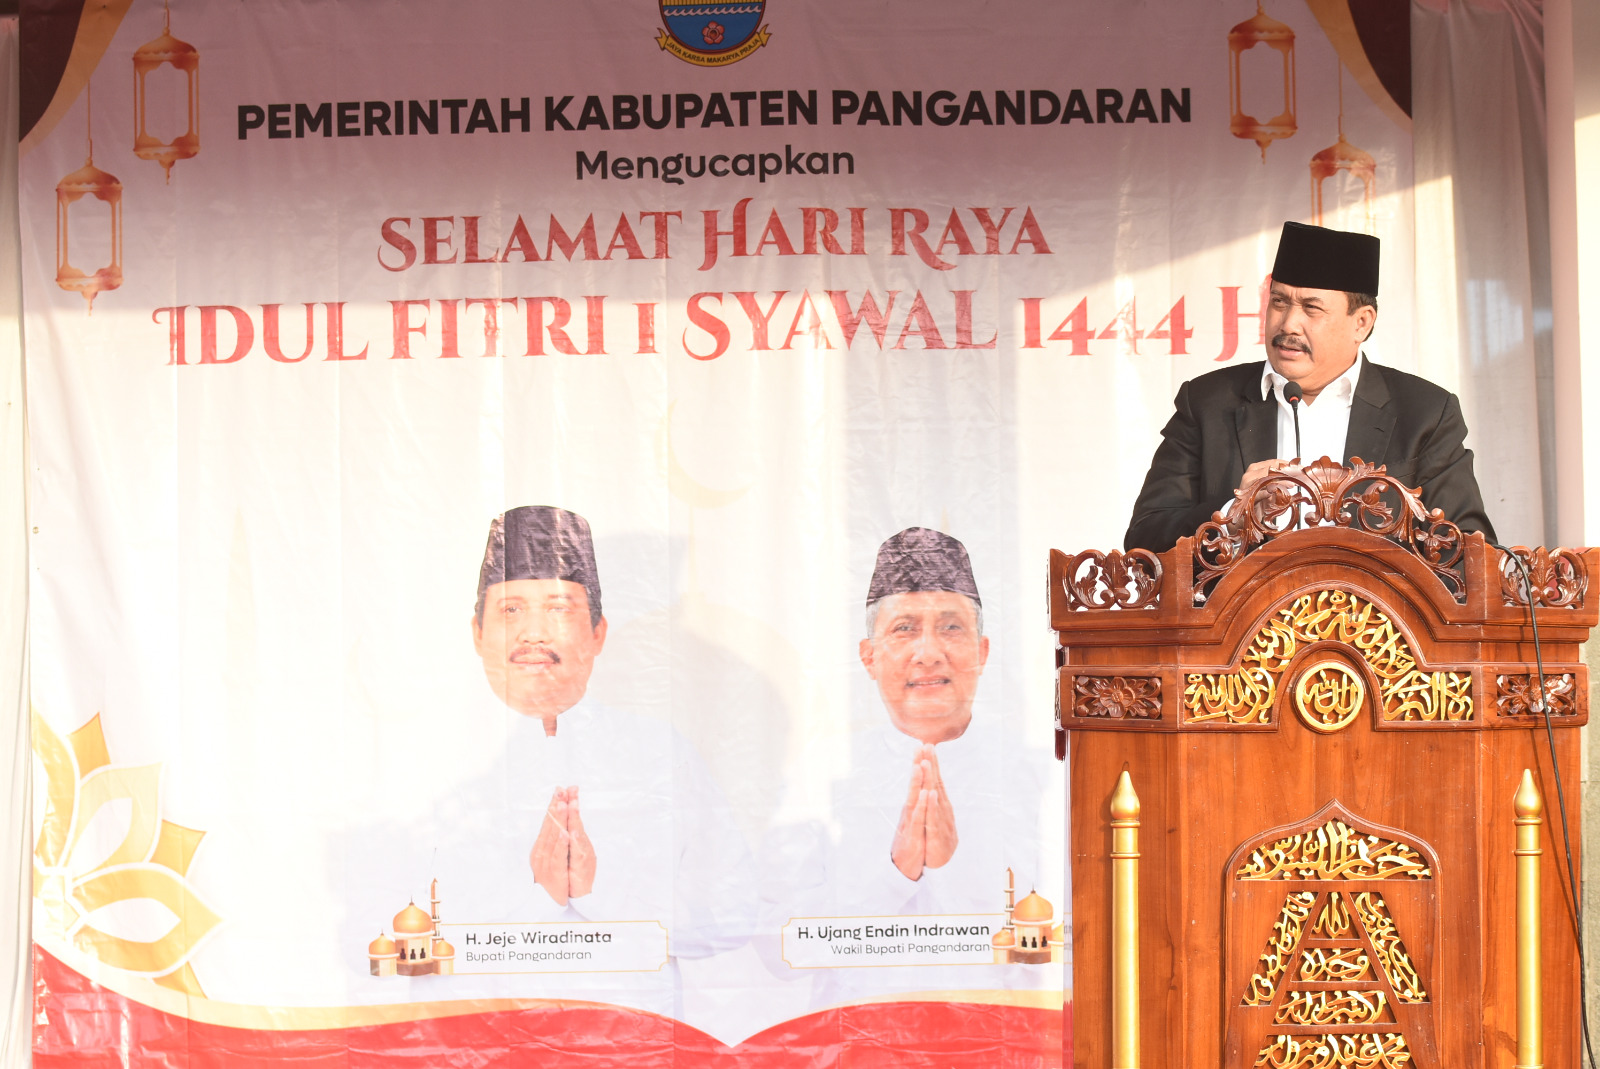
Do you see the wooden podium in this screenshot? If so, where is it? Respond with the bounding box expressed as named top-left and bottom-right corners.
top-left (1050, 460), bottom-right (1596, 1068)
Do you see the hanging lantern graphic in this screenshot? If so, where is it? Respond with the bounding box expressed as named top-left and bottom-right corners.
top-left (1310, 136), bottom-right (1376, 231)
top-left (56, 86), bottom-right (123, 313)
top-left (132, 3), bottom-right (199, 181)
top-left (1228, 3), bottom-right (1296, 160)
top-left (1310, 67), bottom-right (1376, 233)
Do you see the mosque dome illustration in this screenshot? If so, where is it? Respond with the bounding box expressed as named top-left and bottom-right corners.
top-left (1014, 892), bottom-right (1053, 924)
top-left (368, 879), bottom-right (454, 977)
top-left (394, 902), bottom-right (433, 935)
top-left (993, 870), bottom-right (1062, 965)
top-left (990, 927), bottom-right (1017, 962)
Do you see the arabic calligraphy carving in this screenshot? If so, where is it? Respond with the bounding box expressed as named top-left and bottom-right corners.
top-left (1253, 1033), bottom-right (1411, 1068)
top-left (1294, 661), bottom-right (1364, 732)
top-left (1274, 990), bottom-right (1391, 1026)
top-left (1313, 889), bottom-right (1352, 937)
top-left (1242, 891), bottom-right (1316, 1005)
top-left (1352, 891), bottom-right (1427, 1002)
top-left (1184, 590), bottom-right (1472, 725)
top-left (1185, 663), bottom-right (1277, 725)
top-left (1298, 946), bottom-right (1370, 983)
top-left (1235, 815), bottom-right (1432, 1062)
top-left (1236, 819), bottom-right (1433, 881)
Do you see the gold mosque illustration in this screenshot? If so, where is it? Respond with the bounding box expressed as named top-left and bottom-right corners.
top-left (368, 879), bottom-right (455, 977)
top-left (991, 869), bottom-right (1065, 965)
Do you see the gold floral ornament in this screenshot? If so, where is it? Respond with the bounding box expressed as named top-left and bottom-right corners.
top-left (33, 711), bottom-right (219, 995)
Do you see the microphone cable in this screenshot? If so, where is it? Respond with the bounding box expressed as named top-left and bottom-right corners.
top-left (1491, 541), bottom-right (1597, 1069)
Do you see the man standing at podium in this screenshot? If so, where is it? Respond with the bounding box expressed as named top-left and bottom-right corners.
top-left (1124, 221), bottom-right (1496, 553)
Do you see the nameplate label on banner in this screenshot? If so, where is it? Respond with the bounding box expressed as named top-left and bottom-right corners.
top-left (441, 921), bottom-right (668, 974)
top-left (781, 914), bottom-right (1009, 968)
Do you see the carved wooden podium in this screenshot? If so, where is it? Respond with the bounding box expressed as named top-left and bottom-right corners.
top-left (1050, 460), bottom-right (1595, 1068)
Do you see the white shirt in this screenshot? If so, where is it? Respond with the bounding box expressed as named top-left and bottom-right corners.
top-left (1260, 355), bottom-right (1363, 465)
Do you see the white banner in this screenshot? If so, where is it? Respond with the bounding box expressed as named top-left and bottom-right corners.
top-left (19, 0), bottom-right (1414, 1062)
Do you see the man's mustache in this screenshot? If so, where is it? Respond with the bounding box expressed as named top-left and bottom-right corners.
top-left (1271, 332), bottom-right (1310, 354)
top-left (510, 644), bottom-right (561, 665)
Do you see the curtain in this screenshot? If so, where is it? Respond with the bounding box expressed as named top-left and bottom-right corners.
top-left (0, 15), bottom-right (32, 1069)
top-left (1412, 0), bottom-right (1553, 545)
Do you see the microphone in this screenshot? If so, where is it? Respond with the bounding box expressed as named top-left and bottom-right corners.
top-left (1283, 380), bottom-right (1303, 462)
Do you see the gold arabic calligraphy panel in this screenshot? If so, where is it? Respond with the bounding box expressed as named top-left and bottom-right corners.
top-left (1298, 946), bottom-right (1371, 983)
top-left (1254, 1033), bottom-right (1411, 1068)
top-left (1242, 890), bottom-right (1428, 1006)
top-left (1233, 810), bottom-right (1434, 1066)
top-left (1235, 819), bottom-right (1432, 882)
top-left (1184, 589), bottom-right (1472, 725)
top-left (1351, 891), bottom-right (1427, 1002)
top-left (1242, 891), bottom-right (1316, 1005)
top-left (1294, 661), bottom-right (1364, 732)
top-left (1274, 990), bottom-right (1393, 1026)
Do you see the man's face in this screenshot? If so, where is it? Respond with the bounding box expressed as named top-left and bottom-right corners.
top-left (1263, 281), bottom-right (1375, 399)
top-left (859, 591), bottom-right (989, 744)
top-left (472, 579), bottom-right (607, 720)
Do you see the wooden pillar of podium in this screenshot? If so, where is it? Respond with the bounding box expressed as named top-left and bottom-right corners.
top-left (1050, 460), bottom-right (1596, 1068)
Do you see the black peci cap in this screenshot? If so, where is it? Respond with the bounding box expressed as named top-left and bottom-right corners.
top-left (867, 527), bottom-right (980, 606)
top-left (1271, 221), bottom-right (1380, 295)
top-left (476, 506), bottom-right (602, 625)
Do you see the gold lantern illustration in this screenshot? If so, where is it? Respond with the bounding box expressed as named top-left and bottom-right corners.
top-left (55, 85), bottom-right (123, 313)
top-left (1310, 67), bottom-right (1376, 233)
top-left (1228, 3), bottom-right (1297, 160)
top-left (132, 2), bottom-right (199, 181)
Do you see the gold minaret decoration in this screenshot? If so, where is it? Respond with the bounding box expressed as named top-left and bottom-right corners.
top-left (1513, 769), bottom-right (1544, 1069)
top-left (1228, 2), bottom-right (1297, 160)
top-left (133, 0), bottom-right (200, 181)
top-left (55, 81), bottom-right (123, 314)
top-left (1110, 771), bottom-right (1142, 1069)
top-left (1310, 64), bottom-right (1376, 234)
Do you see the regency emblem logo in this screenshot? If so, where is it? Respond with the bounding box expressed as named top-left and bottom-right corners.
top-left (656, 0), bottom-right (770, 66)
